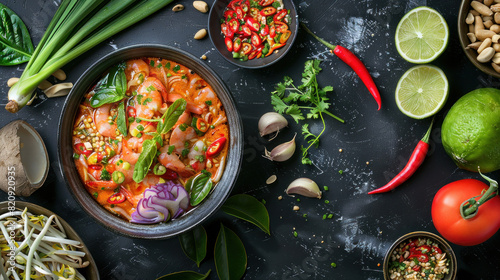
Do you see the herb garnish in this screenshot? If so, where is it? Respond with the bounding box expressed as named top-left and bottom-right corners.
top-left (271, 60), bottom-right (344, 164)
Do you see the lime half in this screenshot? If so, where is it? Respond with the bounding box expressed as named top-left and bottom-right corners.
top-left (395, 6), bottom-right (449, 63)
top-left (395, 65), bottom-right (448, 119)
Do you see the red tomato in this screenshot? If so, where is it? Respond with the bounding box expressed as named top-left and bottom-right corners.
top-left (228, 18), bottom-right (240, 33)
top-left (233, 38), bottom-right (242, 52)
top-left (259, 0), bottom-right (274, 6)
top-left (260, 7), bottom-right (277, 16)
top-left (225, 37), bottom-right (233, 52)
top-left (432, 179), bottom-right (500, 246)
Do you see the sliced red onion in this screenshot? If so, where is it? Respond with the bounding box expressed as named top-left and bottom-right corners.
top-left (130, 181), bottom-right (190, 224)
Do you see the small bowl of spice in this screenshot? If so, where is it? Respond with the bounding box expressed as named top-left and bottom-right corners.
top-left (459, 0), bottom-right (500, 77)
top-left (383, 231), bottom-right (457, 280)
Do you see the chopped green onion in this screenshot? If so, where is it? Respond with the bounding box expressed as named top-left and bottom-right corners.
top-left (112, 171), bottom-right (125, 184)
top-left (153, 163), bottom-right (167, 175)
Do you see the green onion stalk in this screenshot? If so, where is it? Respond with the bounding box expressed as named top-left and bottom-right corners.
top-left (6, 0), bottom-right (175, 113)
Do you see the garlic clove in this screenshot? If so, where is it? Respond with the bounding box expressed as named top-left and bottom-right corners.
top-left (258, 112), bottom-right (288, 138)
top-left (44, 82), bottom-right (73, 98)
top-left (263, 134), bottom-right (295, 162)
top-left (286, 178), bottom-right (322, 199)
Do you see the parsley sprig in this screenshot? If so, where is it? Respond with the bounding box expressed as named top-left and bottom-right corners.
top-left (271, 60), bottom-right (344, 164)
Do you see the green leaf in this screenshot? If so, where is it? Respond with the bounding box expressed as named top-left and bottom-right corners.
top-left (133, 139), bottom-right (157, 183)
top-left (286, 104), bottom-right (304, 123)
top-left (179, 226), bottom-right (207, 267)
top-left (271, 94), bottom-right (288, 114)
top-left (116, 101), bottom-right (127, 137)
top-left (158, 98), bottom-right (187, 134)
top-left (156, 270), bottom-right (210, 280)
top-left (221, 194), bottom-right (270, 235)
top-left (214, 224), bottom-right (247, 280)
top-left (0, 3), bottom-right (33, 65)
top-left (90, 62), bottom-right (127, 107)
top-left (186, 172), bottom-right (213, 206)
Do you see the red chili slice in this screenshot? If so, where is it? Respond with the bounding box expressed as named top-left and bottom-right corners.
top-left (107, 191), bottom-right (126, 204)
top-left (279, 30), bottom-right (291, 44)
top-left (416, 245), bottom-right (431, 254)
top-left (260, 7), bottom-right (277, 16)
top-left (274, 9), bottom-right (287, 22)
top-left (265, 43), bottom-right (285, 57)
top-left (235, 6), bottom-right (245, 19)
top-left (228, 0), bottom-right (240, 10)
top-left (162, 169), bottom-right (179, 180)
top-left (249, 7), bottom-right (260, 18)
top-left (233, 38), bottom-right (242, 52)
top-left (275, 21), bottom-right (288, 33)
top-left (225, 37), bottom-right (233, 52)
top-left (74, 143), bottom-right (92, 157)
top-left (269, 25), bottom-right (276, 38)
top-left (240, 0), bottom-right (249, 12)
top-left (196, 118), bottom-right (209, 132)
top-left (224, 9), bottom-right (237, 20)
top-left (242, 42), bottom-right (253, 55)
top-left (228, 18), bottom-right (240, 33)
top-left (408, 253), bottom-right (429, 263)
top-left (127, 106), bottom-right (136, 118)
top-left (260, 25), bottom-right (269, 36)
top-left (221, 23), bottom-right (234, 39)
top-left (412, 266), bottom-right (421, 272)
top-left (259, 0), bottom-right (274, 6)
top-left (432, 246), bottom-right (442, 254)
top-left (239, 25), bottom-right (252, 37)
top-left (251, 32), bottom-right (262, 46)
top-left (245, 17), bottom-right (260, 32)
top-left (206, 137), bottom-right (227, 157)
top-left (88, 165), bottom-right (102, 170)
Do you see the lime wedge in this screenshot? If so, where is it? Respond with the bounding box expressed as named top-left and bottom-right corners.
top-left (395, 65), bottom-right (448, 119)
top-left (395, 6), bottom-right (449, 63)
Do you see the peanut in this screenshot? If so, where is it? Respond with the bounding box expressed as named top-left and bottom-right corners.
top-left (491, 24), bottom-right (500, 32)
top-left (193, 1), bottom-right (209, 13)
top-left (172, 4), bottom-right (184, 12)
top-left (478, 38), bottom-right (492, 53)
top-left (477, 46), bottom-right (495, 62)
top-left (467, 12), bottom-right (475, 24)
top-left (492, 34), bottom-right (500, 42)
top-left (467, 42), bottom-right (483, 50)
top-left (475, 15), bottom-right (485, 34)
top-left (52, 69), bottom-right (66, 81)
top-left (194, 29), bottom-right (207, 40)
top-left (485, 19), bottom-right (494, 28)
top-left (493, 43), bottom-right (500, 51)
top-left (472, 1), bottom-right (494, 15)
top-left (495, 12), bottom-right (500, 23)
top-left (468, 32), bottom-right (477, 43)
top-left (491, 62), bottom-right (500, 72)
top-left (476, 29), bottom-right (496, 40)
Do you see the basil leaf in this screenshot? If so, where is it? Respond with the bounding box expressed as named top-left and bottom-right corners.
top-left (116, 101), bottom-right (127, 136)
top-left (0, 3), bottom-right (33, 65)
top-left (186, 172), bottom-right (213, 206)
top-left (90, 62), bottom-right (127, 108)
top-left (158, 98), bottom-right (186, 134)
top-left (133, 139), bottom-right (157, 183)
top-left (179, 226), bottom-right (207, 267)
top-left (156, 270), bottom-right (210, 280)
top-left (214, 224), bottom-right (247, 280)
top-left (221, 194), bottom-right (270, 235)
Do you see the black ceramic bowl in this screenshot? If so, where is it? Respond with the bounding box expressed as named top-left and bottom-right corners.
top-left (383, 231), bottom-right (457, 280)
top-left (208, 0), bottom-right (298, 68)
top-left (0, 201), bottom-right (100, 279)
top-left (458, 0), bottom-right (500, 78)
top-left (59, 45), bottom-right (243, 239)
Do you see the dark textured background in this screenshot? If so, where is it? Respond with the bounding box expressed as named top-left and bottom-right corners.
top-left (1, 0), bottom-right (499, 279)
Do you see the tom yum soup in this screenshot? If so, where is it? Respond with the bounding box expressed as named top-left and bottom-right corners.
top-left (72, 58), bottom-right (229, 224)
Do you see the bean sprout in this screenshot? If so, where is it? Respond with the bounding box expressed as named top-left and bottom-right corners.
top-left (0, 208), bottom-right (88, 280)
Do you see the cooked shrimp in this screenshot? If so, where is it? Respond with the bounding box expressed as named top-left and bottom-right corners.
top-left (175, 111), bottom-right (192, 127)
top-left (168, 93), bottom-right (206, 115)
top-left (193, 86), bottom-right (215, 105)
top-left (169, 125), bottom-right (197, 153)
top-left (108, 156), bottom-right (135, 184)
top-left (125, 59), bottom-right (149, 89)
top-left (121, 137), bottom-right (143, 165)
top-left (188, 140), bottom-right (206, 171)
top-left (94, 103), bottom-right (118, 137)
top-left (134, 77), bottom-right (165, 118)
top-left (158, 147), bottom-right (195, 178)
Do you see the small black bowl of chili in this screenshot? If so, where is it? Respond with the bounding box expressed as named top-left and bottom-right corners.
top-left (208, 0), bottom-right (298, 69)
top-left (383, 231), bottom-right (457, 280)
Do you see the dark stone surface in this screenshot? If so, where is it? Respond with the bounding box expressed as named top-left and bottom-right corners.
top-left (1, 0), bottom-right (499, 279)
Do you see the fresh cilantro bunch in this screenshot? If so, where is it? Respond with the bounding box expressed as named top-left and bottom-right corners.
top-left (271, 60), bottom-right (344, 164)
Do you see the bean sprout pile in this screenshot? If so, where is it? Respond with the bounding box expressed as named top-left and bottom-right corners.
top-left (0, 208), bottom-right (89, 280)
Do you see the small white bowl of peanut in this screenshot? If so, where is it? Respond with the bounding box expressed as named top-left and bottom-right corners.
top-left (383, 231), bottom-right (457, 280)
top-left (460, 0), bottom-right (500, 77)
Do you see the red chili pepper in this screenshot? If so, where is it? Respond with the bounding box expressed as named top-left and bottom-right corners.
top-left (221, 23), bottom-right (234, 39)
top-left (235, 6), bottom-right (245, 19)
top-left (206, 137), bottom-right (227, 157)
top-left (224, 10), bottom-right (236, 20)
top-left (245, 17), bottom-right (260, 32)
top-left (416, 245), bottom-right (431, 253)
top-left (412, 266), bottom-right (421, 272)
top-left (89, 165), bottom-right (102, 170)
top-left (265, 43), bottom-right (285, 57)
top-left (368, 120), bottom-right (434, 194)
top-left (260, 7), bottom-right (276, 16)
top-left (432, 246), bottom-right (442, 254)
top-left (162, 169), bottom-right (179, 180)
top-left (242, 42), bottom-right (253, 55)
top-left (238, 25), bottom-right (252, 37)
top-left (280, 30), bottom-right (291, 44)
top-left (228, 18), bottom-right (240, 33)
top-left (301, 23), bottom-right (382, 110)
top-left (274, 9), bottom-right (287, 22)
top-left (225, 37), bottom-right (233, 52)
top-left (408, 253), bottom-right (429, 263)
top-left (259, 0), bottom-right (274, 6)
top-left (107, 191), bottom-right (126, 204)
top-left (196, 118), bottom-right (209, 132)
top-left (74, 143), bottom-right (92, 156)
top-left (127, 106), bottom-right (136, 118)
top-left (251, 32), bottom-right (262, 46)
top-left (269, 25), bottom-right (276, 38)
top-left (275, 21), bottom-right (288, 33)
top-left (233, 38), bottom-right (242, 52)
top-left (260, 24), bottom-right (269, 36)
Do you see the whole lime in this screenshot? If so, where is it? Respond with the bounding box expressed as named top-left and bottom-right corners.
top-left (441, 88), bottom-right (500, 173)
